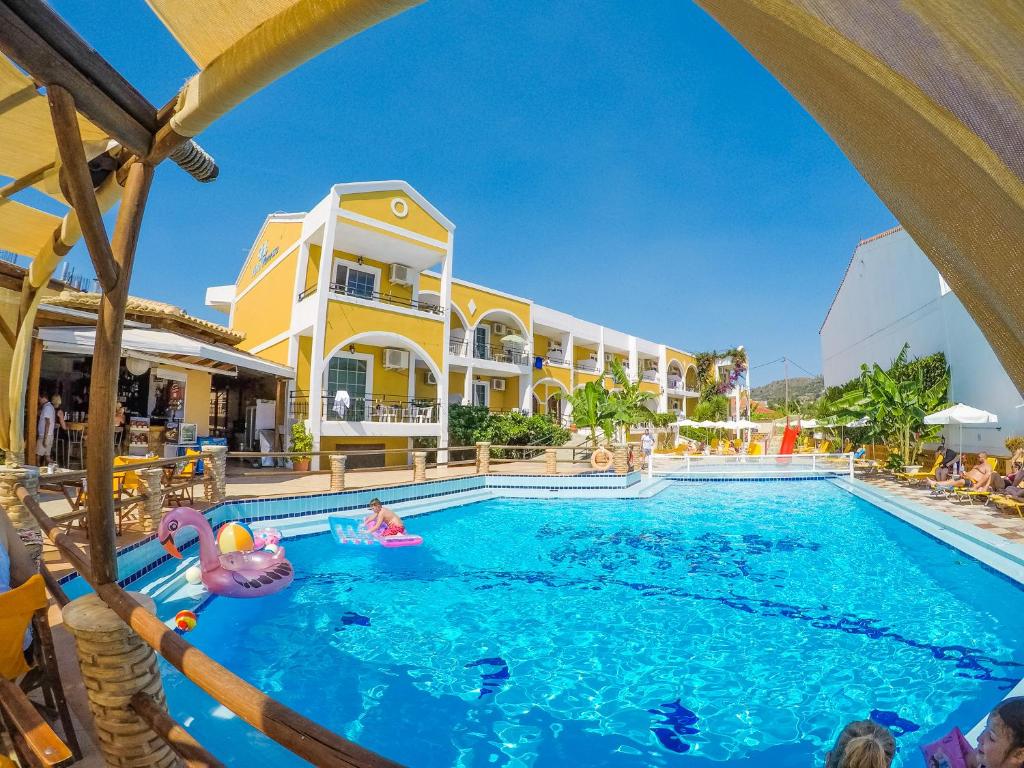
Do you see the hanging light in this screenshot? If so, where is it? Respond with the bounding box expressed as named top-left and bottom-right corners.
top-left (125, 356), bottom-right (150, 376)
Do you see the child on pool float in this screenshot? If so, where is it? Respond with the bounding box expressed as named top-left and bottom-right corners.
top-left (366, 498), bottom-right (405, 537)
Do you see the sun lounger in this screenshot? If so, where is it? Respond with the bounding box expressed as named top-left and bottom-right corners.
top-left (895, 454), bottom-right (942, 484)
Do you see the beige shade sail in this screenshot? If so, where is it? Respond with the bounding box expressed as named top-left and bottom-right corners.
top-left (695, 0), bottom-right (1024, 393)
top-left (149, 0), bottom-right (424, 136)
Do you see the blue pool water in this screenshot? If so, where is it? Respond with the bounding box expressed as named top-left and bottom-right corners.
top-left (136, 481), bottom-right (1024, 766)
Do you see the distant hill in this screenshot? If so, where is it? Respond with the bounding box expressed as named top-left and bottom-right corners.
top-left (751, 375), bottom-right (823, 405)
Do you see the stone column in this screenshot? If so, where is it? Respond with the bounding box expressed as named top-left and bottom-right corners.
top-left (413, 451), bottom-right (427, 482)
top-left (545, 448), bottom-right (558, 475)
top-left (0, 464), bottom-right (42, 566)
top-left (62, 594), bottom-right (182, 768)
top-left (613, 443), bottom-right (629, 475)
top-left (329, 454), bottom-right (346, 491)
top-left (200, 445), bottom-right (227, 503)
top-left (475, 442), bottom-right (491, 475)
top-left (135, 468), bottom-right (165, 532)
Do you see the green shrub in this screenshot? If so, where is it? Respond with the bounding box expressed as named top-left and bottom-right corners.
top-left (289, 421), bottom-right (313, 461)
top-left (448, 404), bottom-right (569, 450)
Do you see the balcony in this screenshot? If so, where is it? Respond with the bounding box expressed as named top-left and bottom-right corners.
top-left (449, 338), bottom-right (531, 367)
top-left (289, 391), bottom-right (441, 436)
top-left (575, 358), bottom-right (599, 372)
top-left (298, 282), bottom-right (444, 315)
top-left (641, 368), bottom-right (659, 382)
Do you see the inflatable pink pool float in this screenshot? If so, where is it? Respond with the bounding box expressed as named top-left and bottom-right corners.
top-left (158, 507), bottom-right (294, 598)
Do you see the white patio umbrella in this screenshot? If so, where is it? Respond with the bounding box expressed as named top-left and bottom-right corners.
top-left (923, 403), bottom-right (999, 455)
top-left (500, 333), bottom-right (527, 346)
top-left (846, 417), bottom-right (870, 427)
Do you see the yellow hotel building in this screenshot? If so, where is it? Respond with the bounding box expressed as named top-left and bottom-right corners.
top-left (206, 181), bottom-right (705, 467)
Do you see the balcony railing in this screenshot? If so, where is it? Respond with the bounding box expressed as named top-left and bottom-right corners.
top-left (289, 391), bottom-right (440, 423)
top-left (641, 369), bottom-right (659, 382)
top-left (448, 339), bottom-right (530, 366)
top-left (297, 283), bottom-right (444, 315)
top-left (575, 358), bottom-right (599, 372)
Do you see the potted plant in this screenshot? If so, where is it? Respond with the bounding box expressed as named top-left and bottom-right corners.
top-left (290, 422), bottom-right (313, 472)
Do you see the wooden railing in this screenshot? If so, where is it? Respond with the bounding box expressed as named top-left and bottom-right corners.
top-left (16, 486), bottom-right (402, 768)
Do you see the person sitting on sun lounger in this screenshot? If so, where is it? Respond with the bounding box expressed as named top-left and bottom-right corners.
top-left (929, 452), bottom-right (995, 492)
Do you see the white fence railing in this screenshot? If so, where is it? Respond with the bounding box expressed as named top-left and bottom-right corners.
top-left (650, 452), bottom-right (855, 479)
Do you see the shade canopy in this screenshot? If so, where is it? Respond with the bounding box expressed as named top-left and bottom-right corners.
top-left (0, 0), bottom-right (420, 272)
top-left (38, 326), bottom-right (293, 379)
top-left (696, 1), bottom-right (1024, 394)
top-left (923, 403), bottom-right (999, 425)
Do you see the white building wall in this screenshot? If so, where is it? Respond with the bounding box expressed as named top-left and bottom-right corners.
top-left (820, 228), bottom-right (1023, 453)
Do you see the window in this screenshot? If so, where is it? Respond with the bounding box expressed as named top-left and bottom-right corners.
top-left (473, 380), bottom-right (489, 407)
top-left (332, 260), bottom-right (377, 299)
top-left (326, 357), bottom-right (368, 420)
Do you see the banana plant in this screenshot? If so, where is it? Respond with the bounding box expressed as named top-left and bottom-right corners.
top-left (562, 380), bottom-right (616, 450)
top-left (832, 344), bottom-right (949, 465)
top-left (605, 359), bottom-right (659, 442)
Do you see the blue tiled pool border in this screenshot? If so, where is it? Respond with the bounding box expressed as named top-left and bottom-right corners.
top-left (60, 471), bottom-right (645, 592)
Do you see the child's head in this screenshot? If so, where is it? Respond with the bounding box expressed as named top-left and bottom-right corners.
top-left (369, 498), bottom-right (382, 511)
top-left (825, 720), bottom-right (895, 768)
top-left (979, 697), bottom-right (1024, 768)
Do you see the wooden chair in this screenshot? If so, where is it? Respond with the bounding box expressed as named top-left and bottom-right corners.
top-left (0, 575), bottom-right (77, 767)
top-left (164, 450), bottom-right (200, 507)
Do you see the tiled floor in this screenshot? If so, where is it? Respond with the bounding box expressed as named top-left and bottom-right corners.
top-left (860, 472), bottom-right (1024, 542)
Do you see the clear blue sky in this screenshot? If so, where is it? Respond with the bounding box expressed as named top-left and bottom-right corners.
top-left (51, 0), bottom-right (896, 386)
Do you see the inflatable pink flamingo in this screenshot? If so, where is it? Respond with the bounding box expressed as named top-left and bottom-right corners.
top-left (158, 508), bottom-right (293, 598)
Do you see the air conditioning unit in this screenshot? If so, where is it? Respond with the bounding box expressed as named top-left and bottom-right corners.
top-left (424, 371), bottom-right (437, 385)
top-left (492, 322), bottom-right (507, 336)
top-left (382, 348), bottom-right (409, 370)
top-left (491, 379), bottom-right (506, 391)
top-left (389, 263), bottom-right (413, 286)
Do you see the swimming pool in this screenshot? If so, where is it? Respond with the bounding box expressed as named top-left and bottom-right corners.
top-left (135, 480), bottom-right (1024, 766)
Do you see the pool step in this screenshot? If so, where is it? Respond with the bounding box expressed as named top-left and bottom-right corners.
top-left (392, 488), bottom-right (496, 518)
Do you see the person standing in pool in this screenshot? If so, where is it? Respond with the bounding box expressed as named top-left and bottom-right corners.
top-left (366, 498), bottom-right (406, 537)
top-left (640, 429), bottom-right (655, 469)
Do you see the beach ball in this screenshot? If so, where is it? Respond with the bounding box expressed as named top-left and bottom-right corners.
top-left (184, 566), bottom-right (203, 585)
top-left (263, 542), bottom-right (279, 554)
top-left (175, 610), bottom-right (197, 633)
top-left (217, 522), bottom-right (254, 554)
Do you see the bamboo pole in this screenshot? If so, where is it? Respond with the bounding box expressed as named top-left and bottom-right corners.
top-left (25, 338), bottom-right (42, 466)
top-left (85, 161), bottom-right (153, 585)
top-left (47, 84), bottom-right (120, 293)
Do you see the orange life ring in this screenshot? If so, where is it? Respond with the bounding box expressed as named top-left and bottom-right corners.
top-left (591, 447), bottom-right (614, 471)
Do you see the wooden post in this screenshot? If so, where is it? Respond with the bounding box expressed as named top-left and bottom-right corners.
top-left (62, 594), bottom-right (183, 768)
top-left (47, 84), bottom-right (120, 293)
top-left (26, 337), bottom-right (42, 466)
top-left (85, 161), bottom-right (154, 585)
top-left (613, 444), bottom-right (629, 475)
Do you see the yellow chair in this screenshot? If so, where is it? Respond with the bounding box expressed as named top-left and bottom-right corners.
top-left (0, 574), bottom-right (75, 767)
top-left (894, 453), bottom-right (943, 484)
top-left (818, 440), bottom-right (832, 454)
top-left (748, 442), bottom-right (763, 456)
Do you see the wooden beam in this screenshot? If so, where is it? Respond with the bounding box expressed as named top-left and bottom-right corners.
top-left (0, 311), bottom-right (15, 348)
top-left (47, 84), bottom-right (119, 293)
top-left (0, 1), bottom-right (154, 156)
top-left (25, 336), bottom-right (41, 466)
top-left (85, 161), bottom-right (153, 585)
top-left (131, 693), bottom-right (227, 768)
